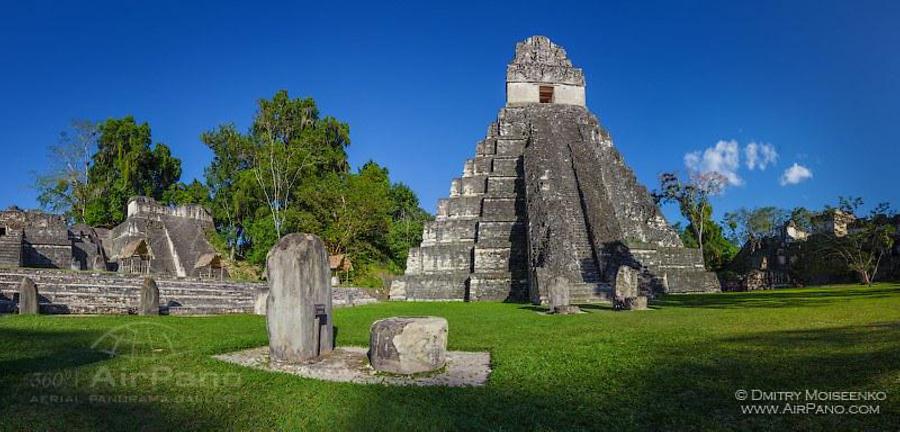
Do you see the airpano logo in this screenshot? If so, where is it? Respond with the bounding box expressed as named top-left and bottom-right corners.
top-left (25, 322), bottom-right (241, 405)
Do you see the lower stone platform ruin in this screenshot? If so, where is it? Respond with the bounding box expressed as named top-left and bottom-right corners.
top-left (214, 346), bottom-right (491, 387)
top-left (390, 36), bottom-right (719, 304)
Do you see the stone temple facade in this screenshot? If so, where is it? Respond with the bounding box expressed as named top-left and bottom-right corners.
top-left (390, 36), bottom-right (720, 303)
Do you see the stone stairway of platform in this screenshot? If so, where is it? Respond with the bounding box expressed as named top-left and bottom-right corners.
top-left (0, 268), bottom-right (378, 315)
top-left (0, 232), bottom-right (22, 267)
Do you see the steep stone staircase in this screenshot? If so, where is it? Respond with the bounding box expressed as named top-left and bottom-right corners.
top-left (390, 108), bottom-right (532, 302)
top-left (0, 231), bottom-right (22, 267)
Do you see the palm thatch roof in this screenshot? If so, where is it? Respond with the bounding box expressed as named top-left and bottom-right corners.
top-left (119, 239), bottom-right (151, 259)
top-left (194, 253), bottom-right (223, 269)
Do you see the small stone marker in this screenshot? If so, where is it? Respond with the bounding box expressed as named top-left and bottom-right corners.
top-left (140, 277), bottom-right (160, 316)
top-left (369, 317), bottom-right (448, 374)
top-left (613, 265), bottom-right (647, 311)
top-left (254, 288), bottom-right (268, 316)
top-left (266, 233), bottom-right (333, 363)
top-left (18, 277), bottom-right (39, 315)
top-left (547, 275), bottom-right (580, 314)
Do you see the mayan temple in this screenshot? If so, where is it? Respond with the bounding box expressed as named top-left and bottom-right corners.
top-left (390, 35), bottom-right (720, 303)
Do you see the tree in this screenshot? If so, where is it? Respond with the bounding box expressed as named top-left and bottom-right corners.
top-left (790, 207), bottom-right (815, 233)
top-left (723, 206), bottom-right (790, 244)
top-left (814, 202), bottom-right (896, 285)
top-left (197, 91), bottom-right (430, 282)
top-left (680, 212), bottom-right (738, 272)
top-left (163, 180), bottom-right (211, 207)
top-left (242, 90), bottom-right (350, 238)
top-left (33, 120), bottom-right (98, 223)
top-left (386, 182), bottom-right (432, 269)
top-left (83, 116), bottom-right (182, 226)
top-left (202, 123), bottom-right (256, 259)
top-left (654, 171), bottom-right (727, 268)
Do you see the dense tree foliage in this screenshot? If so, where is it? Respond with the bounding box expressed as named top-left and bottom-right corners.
top-left (200, 91), bottom-right (430, 283)
top-left (83, 116), bottom-right (182, 226)
top-left (34, 92), bottom-right (429, 285)
top-left (36, 117), bottom-right (182, 226)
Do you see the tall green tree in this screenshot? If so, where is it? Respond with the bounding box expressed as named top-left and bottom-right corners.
top-left (244, 90), bottom-right (350, 238)
top-left (83, 116), bottom-right (182, 226)
top-left (202, 123), bottom-right (256, 259)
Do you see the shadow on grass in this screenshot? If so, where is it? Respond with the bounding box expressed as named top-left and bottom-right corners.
top-left (654, 285), bottom-right (900, 310)
top-left (338, 322), bottom-right (900, 431)
top-left (0, 323), bottom-right (229, 431)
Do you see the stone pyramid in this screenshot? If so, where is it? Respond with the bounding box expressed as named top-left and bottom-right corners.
top-left (390, 36), bottom-right (720, 303)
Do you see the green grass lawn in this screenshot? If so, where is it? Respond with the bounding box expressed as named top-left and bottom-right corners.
top-left (1, 284), bottom-right (898, 431)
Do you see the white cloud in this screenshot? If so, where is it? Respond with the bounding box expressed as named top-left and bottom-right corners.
top-left (744, 142), bottom-right (778, 170)
top-left (779, 163), bottom-right (813, 186)
top-left (684, 140), bottom-right (743, 186)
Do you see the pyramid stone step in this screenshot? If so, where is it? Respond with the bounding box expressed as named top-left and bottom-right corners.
top-left (469, 272), bottom-right (528, 301)
top-left (389, 272), bottom-right (469, 301)
top-left (421, 219), bottom-right (478, 246)
top-left (436, 197), bottom-right (483, 220)
top-left (404, 245), bottom-right (473, 275)
top-left (451, 176), bottom-right (488, 196)
top-left (490, 157), bottom-right (522, 177)
top-left (475, 221), bottom-right (525, 247)
top-left (486, 177), bottom-right (522, 196)
top-left (568, 283), bottom-right (613, 303)
top-left (481, 198), bottom-right (524, 222)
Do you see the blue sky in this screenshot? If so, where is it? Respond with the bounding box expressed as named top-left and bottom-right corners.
top-left (1, 0), bottom-right (897, 223)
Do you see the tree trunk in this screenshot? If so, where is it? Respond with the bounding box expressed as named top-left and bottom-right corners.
top-left (858, 271), bottom-right (871, 286)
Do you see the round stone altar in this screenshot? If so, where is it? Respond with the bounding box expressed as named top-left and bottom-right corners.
top-left (368, 316), bottom-right (448, 374)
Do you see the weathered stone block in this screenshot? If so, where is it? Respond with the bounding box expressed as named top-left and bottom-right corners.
top-left (18, 276), bottom-right (38, 315)
top-left (481, 198), bottom-right (521, 222)
top-left (473, 247), bottom-right (511, 273)
top-left (416, 245), bottom-right (473, 274)
top-left (547, 274), bottom-right (580, 314)
top-left (459, 176), bottom-right (488, 195)
top-left (476, 139), bottom-right (496, 156)
top-left (495, 138), bottom-right (526, 156)
top-left (491, 157), bottom-right (521, 176)
top-left (368, 317), bottom-right (448, 374)
top-left (254, 288), bottom-right (268, 315)
top-left (139, 277), bottom-right (159, 316)
top-left (613, 266), bottom-right (647, 311)
top-left (486, 177), bottom-right (519, 195)
top-left (266, 233), bottom-right (333, 363)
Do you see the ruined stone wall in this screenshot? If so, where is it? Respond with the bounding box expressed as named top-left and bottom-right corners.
top-left (127, 196), bottom-right (214, 225)
top-left (0, 209), bottom-right (72, 269)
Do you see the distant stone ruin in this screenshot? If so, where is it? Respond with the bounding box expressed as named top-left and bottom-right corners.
top-left (390, 36), bottom-right (719, 303)
top-left (0, 196), bottom-right (223, 278)
top-left (0, 208), bottom-right (102, 270)
top-left (105, 196), bottom-right (221, 278)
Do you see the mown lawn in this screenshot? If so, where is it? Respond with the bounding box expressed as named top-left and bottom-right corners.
top-left (1, 284), bottom-right (898, 431)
